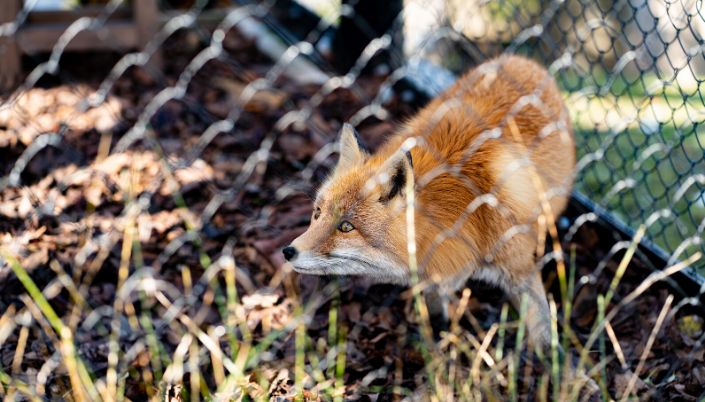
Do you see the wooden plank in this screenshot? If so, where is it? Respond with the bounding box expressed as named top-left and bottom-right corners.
top-left (133, 0), bottom-right (161, 67)
top-left (159, 6), bottom-right (239, 26)
top-left (27, 6), bottom-right (132, 24)
top-left (8, 0), bottom-right (159, 72)
top-left (0, 0), bottom-right (22, 90)
top-left (16, 21), bottom-right (140, 53)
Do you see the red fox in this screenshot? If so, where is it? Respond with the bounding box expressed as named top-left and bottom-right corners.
top-left (283, 54), bottom-right (575, 354)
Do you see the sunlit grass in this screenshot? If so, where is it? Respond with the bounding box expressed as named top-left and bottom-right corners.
top-left (1, 210), bottom-right (700, 401)
top-left (558, 70), bottom-right (705, 276)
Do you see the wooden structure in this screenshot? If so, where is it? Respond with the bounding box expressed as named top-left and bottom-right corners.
top-left (0, 0), bottom-right (159, 90)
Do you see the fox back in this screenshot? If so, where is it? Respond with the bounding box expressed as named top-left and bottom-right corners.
top-left (285, 54), bottom-right (575, 293)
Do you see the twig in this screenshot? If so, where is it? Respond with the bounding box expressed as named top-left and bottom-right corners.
top-left (619, 294), bottom-right (673, 402)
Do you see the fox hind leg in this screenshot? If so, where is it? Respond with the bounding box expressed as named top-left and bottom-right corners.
top-left (424, 286), bottom-right (449, 341)
top-left (508, 271), bottom-right (600, 393)
top-left (507, 272), bottom-right (556, 360)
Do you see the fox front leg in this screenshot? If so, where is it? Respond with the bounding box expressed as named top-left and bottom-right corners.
top-left (423, 286), bottom-right (449, 341)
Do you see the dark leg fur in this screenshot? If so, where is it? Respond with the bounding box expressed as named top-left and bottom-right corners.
top-left (508, 272), bottom-right (600, 394)
top-left (424, 287), bottom-right (448, 342)
top-left (507, 273), bottom-right (555, 359)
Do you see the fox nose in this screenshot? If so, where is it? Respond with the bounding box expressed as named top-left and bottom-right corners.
top-left (282, 246), bottom-right (297, 261)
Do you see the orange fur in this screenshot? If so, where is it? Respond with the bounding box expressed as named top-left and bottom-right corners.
top-left (287, 54), bottom-right (575, 351)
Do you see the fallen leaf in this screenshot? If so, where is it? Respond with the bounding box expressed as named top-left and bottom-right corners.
top-left (614, 370), bottom-right (650, 399)
top-left (213, 77), bottom-right (286, 111)
top-left (242, 288), bottom-right (279, 309)
top-left (678, 315), bottom-right (703, 339)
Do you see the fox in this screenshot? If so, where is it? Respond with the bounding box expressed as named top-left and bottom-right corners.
top-left (283, 54), bottom-right (575, 356)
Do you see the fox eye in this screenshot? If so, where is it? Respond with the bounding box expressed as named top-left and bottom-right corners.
top-left (339, 221), bottom-right (354, 233)
top-left (314, 208), bottom-right (321, 220)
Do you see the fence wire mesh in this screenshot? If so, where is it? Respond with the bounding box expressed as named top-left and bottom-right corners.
top-left (0, 0), bottom-right (705, 401)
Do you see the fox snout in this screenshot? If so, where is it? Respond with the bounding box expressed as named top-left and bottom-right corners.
top-left (282, 246), bottom-right (297, 261)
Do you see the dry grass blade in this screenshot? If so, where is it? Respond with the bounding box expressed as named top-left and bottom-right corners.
top-left (604, 321), bottom-right (627, 370)
top-left (572, 251), bottom-right (702, 399)
top-left (619, 294), bottom-right (673, 402)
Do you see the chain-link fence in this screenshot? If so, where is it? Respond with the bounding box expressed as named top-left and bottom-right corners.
top-left (1, 0), bottom-right (704, 401)
top-left (326, 0), bottom-right (705, 278)
top-left (496, 0), bottom-right (705, 278)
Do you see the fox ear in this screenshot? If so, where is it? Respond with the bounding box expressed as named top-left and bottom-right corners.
top-left (336, 123), bottom-right (369, 174)
top-left (377, 150), bottom-right (414, 204)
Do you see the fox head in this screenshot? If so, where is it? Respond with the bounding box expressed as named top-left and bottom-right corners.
top-left (284, 124), bottom-right (415, 285)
